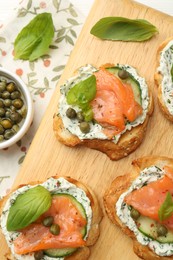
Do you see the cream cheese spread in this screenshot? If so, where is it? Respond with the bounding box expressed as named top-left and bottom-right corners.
top-left (0, 177), bottom-right (92, 260)
top-left (59, 64), bottom-right (149, 143)
top-left (116, 166), bottom-right (173, 257)
top-left (158, 40), bottom-right (173, 115)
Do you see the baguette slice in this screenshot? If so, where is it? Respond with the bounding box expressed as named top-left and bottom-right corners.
top-left (104, 156), bottom-right (173, 260)
top-left (0, 176), bottom-right (102, 260)
top-left (155, 37), bottom-right (173, 122)
top-left (53, 64), bottom-right (153, 161)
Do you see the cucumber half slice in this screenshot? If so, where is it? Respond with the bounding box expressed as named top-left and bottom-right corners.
top-left (44, 247), bottom-right (77, 258)
top-left (106, 66), bottom-right (142, 105)
top-left (53, 193), bottom-right (87, 236)
top-left (44, 193), bottom-right (87, 258)
top-left (136, 215), bottom-right (173, 243)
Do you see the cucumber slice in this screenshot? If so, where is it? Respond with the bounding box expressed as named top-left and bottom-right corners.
top-left (44, 247), bottom-right (77, 258)
top-left (53, 193), bottom-right (87, 237)
top-left (136, 215), bottom-right (173, 243)
top-left (106, 66), bottom-right (142, 105)
top-left (171, 64), bottom-right (173, 82)
top-left (44, 193), bottom-right (87, 258)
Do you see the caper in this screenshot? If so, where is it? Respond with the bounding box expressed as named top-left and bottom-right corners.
top-left (5, 111), bottom-right (11, 118)
top-left (130, 208), bottom-right (140, 220)
top-left (50, 224), bottom-right (60, 235)
top-left (0, 78), bottom-right (7, 83)
top-left (0, 82), bottom-right (6, 92)
top-left (4, 99), bottom-right (12, 107)
top-left (10, 112), bottom-right (22, 123)
top-left (42, 216), bottom-right (54, 227)
top-left (11, 91), bottom-right (21, 100)
top-left (6, 82), bottom-right (16, 93)
top-left (19, 106), bottom-right (27, 118)
top-left (77, 111), bottom-right (84, 122)
top-left (0, 135), bottom-right (4, 142)
top-left (34, 250), bottom-right (44, 260)
top-left (12, 124), bottom-right (19, 133)
top-left (0, 100), bottom-right (4, 108)
top-left (2, 91), bottom-right (10, 99)
top-left (1, 119), bottom-right (13, 129)
top-left (0, 125), bottom-right (5, 135)
top-left (0, 107), bottom-right (5, 117)
top-left (4, 129), bottom-right (14, 140)
top-left (66, 107), bottom-right (77, 119)
top-left (79, 122), bottom-right (90, 133)
top-left (10, 105), bottom-right (16, 112)
top-left (118, 69), bottom-right (129, 79)
top-left (157, 224), bottom-right (168, 237)
top-left (12, 99), bottom-right (23, 109)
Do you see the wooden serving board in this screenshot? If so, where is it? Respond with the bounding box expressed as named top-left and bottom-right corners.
top-left (1, 0), bottom-right (173, 259)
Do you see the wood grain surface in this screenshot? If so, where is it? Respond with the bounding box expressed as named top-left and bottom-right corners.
top-left (1, 0), bottom-right (173, 259)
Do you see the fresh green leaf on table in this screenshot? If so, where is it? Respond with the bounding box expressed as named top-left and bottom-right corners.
top-left (158, 192), bottom-right (173, 221)
top-left (7, 185), bottom-right (52, 231)
top-left (90, 17), bottom-right (158, 42)
top-left (14, 13), bottom-right (54, 61)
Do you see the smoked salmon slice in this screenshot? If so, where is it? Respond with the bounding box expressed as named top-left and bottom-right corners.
top-left (91, 68), bottom-right (142, 138)
top-left (124, 166), bottom-right (173, 229)
top-left (14, 195), bottom-right (87, 255)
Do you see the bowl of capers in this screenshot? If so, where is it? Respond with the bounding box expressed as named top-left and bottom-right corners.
top-left (0, 67), bottom-right (34, 149)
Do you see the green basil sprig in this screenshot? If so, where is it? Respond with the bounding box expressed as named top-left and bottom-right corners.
top-left (14, 13), bottom-right (54, 61)
top-left (90, 17), bottom-right (158, 42)
top-left (7, 186), bottom-right (52, 231)
top-left (67, 75), bottom-right (96, 121)
top-left (158, 192), bottom-right (173, 222)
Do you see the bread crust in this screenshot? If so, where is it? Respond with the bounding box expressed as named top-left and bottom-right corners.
top-left (0, 176), bottom-right (102, 260)
top-left (103, 156), bottom-right (173, 260)
top-left (154, 37), bottom-right (173, 122)
top-left (53, 64), bottom-right (153, 160)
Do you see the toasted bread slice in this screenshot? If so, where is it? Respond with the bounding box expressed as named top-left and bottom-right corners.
top-left (53, 64), bottom-right (153, 160)
top-left (104, 156), bottom-right (173, 260)
top-left (155, 37), bottom-right (173, 122)
top-left (0, 176), bottom-right (102, 260)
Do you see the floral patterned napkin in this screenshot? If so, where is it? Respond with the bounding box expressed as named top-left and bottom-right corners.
top-left (0, 0), bottom-right (85, 197)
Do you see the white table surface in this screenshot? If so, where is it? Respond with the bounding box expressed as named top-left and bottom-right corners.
top-left (0, 0), bottom-right (173, 21)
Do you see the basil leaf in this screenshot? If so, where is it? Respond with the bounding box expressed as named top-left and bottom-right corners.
top-left (67, 75), bottom-right (96, 105)
top-left (7, 186), bottom-right (52, 231)
top-left (67, 75), bottom-right (96, 121)
top-left (158, 192), bottom-right (173, 222)
top-left (14, 13), bottom-right (54, 61)
top-left (83, 107), bottom-right (93, 122)
top-left (90, 17), bottom-right (158, 42)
